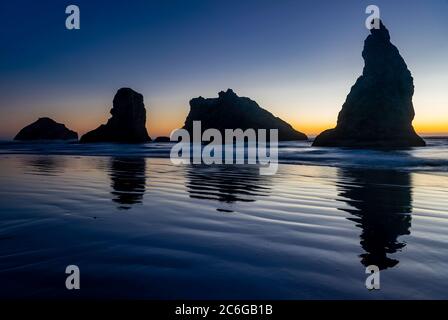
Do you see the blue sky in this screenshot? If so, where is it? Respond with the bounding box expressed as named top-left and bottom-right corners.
top-left (0, 0), bottom-right (447, 138)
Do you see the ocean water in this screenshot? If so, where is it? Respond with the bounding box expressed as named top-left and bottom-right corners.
top-left (0, 138), bottom-right (447, 299)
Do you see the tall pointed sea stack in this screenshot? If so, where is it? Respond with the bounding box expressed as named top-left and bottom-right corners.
top-left (81, 88), bottom-right (151, 143)
top-left (313, 21), bottom-right (425, 148)
top-left (183, 89), bottom-right (307, 141)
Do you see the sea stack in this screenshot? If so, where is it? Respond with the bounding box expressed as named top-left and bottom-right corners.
top-left (183, 89), bottom-right (307, 141)
top-left (81, 88), bottom-right (151, 143)
top-left (14, 117), bottom-right (78, 141)
top-left (313, 20), bottom-right (425, 148)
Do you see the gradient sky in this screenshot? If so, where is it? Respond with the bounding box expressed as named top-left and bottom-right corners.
top-left (0, 0), bottom-right (447, 139)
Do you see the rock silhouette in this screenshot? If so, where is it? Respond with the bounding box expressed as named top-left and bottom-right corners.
top-left (81, 88), bottom-right (151, 143)
top-left (313, 20), bottom-right (425, 148)
top-left (14, 117), bottom-right (78, 141)
top-left (183, 89), bottom-right (307, 141)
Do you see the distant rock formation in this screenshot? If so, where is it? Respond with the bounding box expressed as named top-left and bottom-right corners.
top-left (313, 20), bottom-right (425, 148)
top-left (183, 89), bottom-right (307, 141)
top-left (153, 136), bottom-right (171, 143)
top-left (14, 117), bottom-right (78, 141)
top-left (81, 88), bottom-right (151, 143)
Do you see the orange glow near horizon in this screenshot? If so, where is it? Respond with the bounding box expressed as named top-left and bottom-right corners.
top-left (1, 97), bottom-right (446, 140)
top-left (145, 118), bottom-right (448, 139)
top-left (414, 122), bottom-right (448, 136)
top-left (2, 110), bottom-right (447, 140)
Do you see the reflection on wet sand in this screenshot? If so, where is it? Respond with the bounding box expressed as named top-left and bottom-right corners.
top-left (109, 157), bottom-right (146, 209)
top-left (185, 164), bottom-right (271, 211)
top-left (337, 168), bottom-right (412, 270)
top-left (24, 156), bottom-right (64, 175)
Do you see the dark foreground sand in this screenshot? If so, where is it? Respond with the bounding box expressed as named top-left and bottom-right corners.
top-left (0, 148), bottom-right (447, 299)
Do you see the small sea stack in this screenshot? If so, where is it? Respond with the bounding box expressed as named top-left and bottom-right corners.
top-left (313, 20), bottom-right (425, 148)
top-left (183, 89), bottom-right (307, 141)
top-left (81, 88), bottom-right (151, 143)
top-left (153, 136), bottom-right (171, 143)
top-left (14, 117), bottom-right (78, 141)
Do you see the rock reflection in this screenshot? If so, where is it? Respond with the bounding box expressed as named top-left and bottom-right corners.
top-left (186, 164), bottom-right (271, 211)
top-left (109, 157), bottom-right (146, 209)
top-left (337, 168), bottom-right (412, 270)
top-left (25, 156), bottom-right (64, 175)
